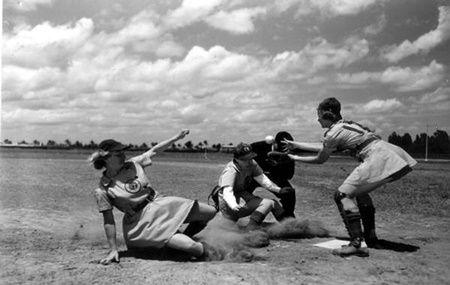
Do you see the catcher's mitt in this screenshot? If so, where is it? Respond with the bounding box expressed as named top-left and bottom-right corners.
top-left (268, 151), bottom-right (292, 163)
top-left (278, 186), bottom-right (295, 196)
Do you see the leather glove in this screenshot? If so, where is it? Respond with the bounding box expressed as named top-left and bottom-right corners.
top-left (278, 187), bottom-right (295, 196)
top-left (268, 151), bottom-right (292, 163)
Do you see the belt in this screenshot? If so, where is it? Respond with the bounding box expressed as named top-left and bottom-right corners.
top-left (354, 137), bottom-right (379, 153)
top-left (133, 192), bottom-right (155, 213)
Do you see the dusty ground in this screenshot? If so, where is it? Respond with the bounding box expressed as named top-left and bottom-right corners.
top-left (0, 151), bottom-right (449, 284)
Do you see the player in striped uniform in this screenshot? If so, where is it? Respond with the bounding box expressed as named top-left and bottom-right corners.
top-left (281, 97), bottom-right (417, 257)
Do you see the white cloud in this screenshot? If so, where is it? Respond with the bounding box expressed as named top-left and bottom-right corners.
top-left (2, 18), bottom-right (94, 68)
top-left (155, 41), bottom-right (186, 57)
top-left (380, 61), bottom-right (445, 92)
top-left (169, 45), bottom-right (258, 84)
top-left (163, 0), bottom-right (224, 29)
top-left (2, 65), bottom-right (63, 97)
top-left (381, 6), bottom-right (450, 62)
top-left (364, 14), bottom-right (387, 35)
top-left (271, 37), bottom-right (369, 77)
top-left (338, 61), bottom-right (445, 92)
top-left (418, 87), bottom-right (450, 104)
top-left (273, 0), bottom-right (382, 17)
top-left (205, 7), bottom-right (267, 34)
top-left (4, 0), bottom-right (53, 11)
top-left (362, 98), bottom-right (403, 113)
top-left (2, 108), bottom-right (79, 125)
top-left (312, 0), bottom-right (380, 16)
top-left (110, 11), bottom-right (162, 45)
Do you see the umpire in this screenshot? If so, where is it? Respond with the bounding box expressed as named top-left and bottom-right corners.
top-left (250, 131), bottom-right (297, 218)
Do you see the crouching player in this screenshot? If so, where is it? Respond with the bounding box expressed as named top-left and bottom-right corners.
top-left (214, 143), bottom-right (294, 230)
top-left (280, 98), bottom-right (417, 257)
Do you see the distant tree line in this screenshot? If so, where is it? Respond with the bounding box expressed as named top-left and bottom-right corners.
top-left (1, 138), bottom-right (234, 153)
top-left (388, 130), bottom-right (450, 158)
top-left (4, 130), bottom-right (449, 158)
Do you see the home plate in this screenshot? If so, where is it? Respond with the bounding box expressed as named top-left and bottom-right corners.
top-left (313, 239), bottom-right (367, 249)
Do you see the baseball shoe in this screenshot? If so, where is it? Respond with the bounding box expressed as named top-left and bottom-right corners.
top-left (332, 245), bottom-right (369, 257)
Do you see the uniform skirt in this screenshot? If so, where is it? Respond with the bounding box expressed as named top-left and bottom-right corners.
top-left (344, 140), bottom-right (417, 187)
top-left (122, 195), bottom-right (195, 248)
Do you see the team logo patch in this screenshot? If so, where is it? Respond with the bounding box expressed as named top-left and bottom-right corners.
top-left (125, 180), bottom-right (142, 194)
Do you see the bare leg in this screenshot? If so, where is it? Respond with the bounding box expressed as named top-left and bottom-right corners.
top-left (166, 233), bottom-right (204, 257)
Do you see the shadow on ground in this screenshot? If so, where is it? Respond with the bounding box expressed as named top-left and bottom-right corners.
top-left (334, 236), bottom-right (420, 252)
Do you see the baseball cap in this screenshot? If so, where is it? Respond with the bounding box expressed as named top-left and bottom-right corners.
top-left (234, 142), bottom-right (257, 160)
top-left (98, 139), bottom-right (129, 152)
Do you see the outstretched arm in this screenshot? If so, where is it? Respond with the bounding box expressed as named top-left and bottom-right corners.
top-left (100, 209), bottom-right (119, 265)
top-left (288, 147), bottom-right (332, 164)
top-left (148, 129), bottom-right (190, 156)
top-left (131, 129), bottom-right (189, 167)
top-left (283, 139), bottom-right (323, 152)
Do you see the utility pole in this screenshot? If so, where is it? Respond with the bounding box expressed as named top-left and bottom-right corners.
top-left (425, 123), bottom-right (429, 162)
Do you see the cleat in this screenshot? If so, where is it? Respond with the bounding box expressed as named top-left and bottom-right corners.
top-left (332, 245), bottom-right (369, 257)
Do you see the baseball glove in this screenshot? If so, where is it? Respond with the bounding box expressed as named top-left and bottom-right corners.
top-left (278, 186), bottom-right (295, 196)
top-left (268, 151), bottom-right (292, 163)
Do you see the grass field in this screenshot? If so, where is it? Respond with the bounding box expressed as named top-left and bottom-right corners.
top-left (0, 149), bottom-right (449, 284)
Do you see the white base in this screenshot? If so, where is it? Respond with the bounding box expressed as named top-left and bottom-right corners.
top-left (313, 239), bottom-right (367, 249)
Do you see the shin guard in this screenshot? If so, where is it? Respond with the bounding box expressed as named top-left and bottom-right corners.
top-left (357, 194), bottom-right (377, 243)
top-left (334, 191), bottom-right (363, 248)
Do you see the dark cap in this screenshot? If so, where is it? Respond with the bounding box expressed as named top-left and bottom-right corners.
top-left (274, 131), bottom-right (294, 151)
top-left (98, 139), bottom-right (129, 152)
top-left (234, 142), bottom-right (257, 160)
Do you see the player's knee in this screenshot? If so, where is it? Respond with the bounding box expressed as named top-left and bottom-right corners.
top-left (334, 190), bottom-right (358, 212)
top-left (203, 205), bottom-right (218, 220)
top-left (261, 198), bottom-right (275, 209)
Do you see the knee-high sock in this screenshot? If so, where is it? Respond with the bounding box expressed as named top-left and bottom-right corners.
top-left (357, 194), bottom-right (377, 241)
top-left (248, 211), bottom-right (266, 226)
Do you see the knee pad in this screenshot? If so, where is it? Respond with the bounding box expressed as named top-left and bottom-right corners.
top-left (334, 190), bottom-right (358, 212)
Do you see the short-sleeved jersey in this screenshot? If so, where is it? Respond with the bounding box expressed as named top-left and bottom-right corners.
top-left (323, 120), bottom-right (380, 152)
top-left (218, 159), bottom-right (263, 193)
top-left (93, 156), bottom-right (158, 214)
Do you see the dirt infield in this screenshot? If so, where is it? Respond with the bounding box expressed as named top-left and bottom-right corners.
top-left (0, 151), bottom-right (449, 284)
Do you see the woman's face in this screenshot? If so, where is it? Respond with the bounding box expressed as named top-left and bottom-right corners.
top-left (105, 151), bottom-right (126, 169)
top-left (317, 109), bottom-right (333, 128)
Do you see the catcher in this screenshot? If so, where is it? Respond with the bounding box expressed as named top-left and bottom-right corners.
top-left (212, 143), bottom-right (294, 230)
top-left (249, 131), bottom-right (297, 218)
top-left (271, 97), bottom-right (417, 257)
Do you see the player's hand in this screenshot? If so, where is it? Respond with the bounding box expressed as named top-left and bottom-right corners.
top-left (230, 204), bottom-right (243, 212)
top-left (176, 129), bottom-right (190, 140)
top-left (282, 139), bottom-right (295, 151)
top-left (100, 250), bottom-right (119, 265)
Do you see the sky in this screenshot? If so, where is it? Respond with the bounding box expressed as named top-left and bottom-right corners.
top-left (2, 0), bottom-right (450, 146)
